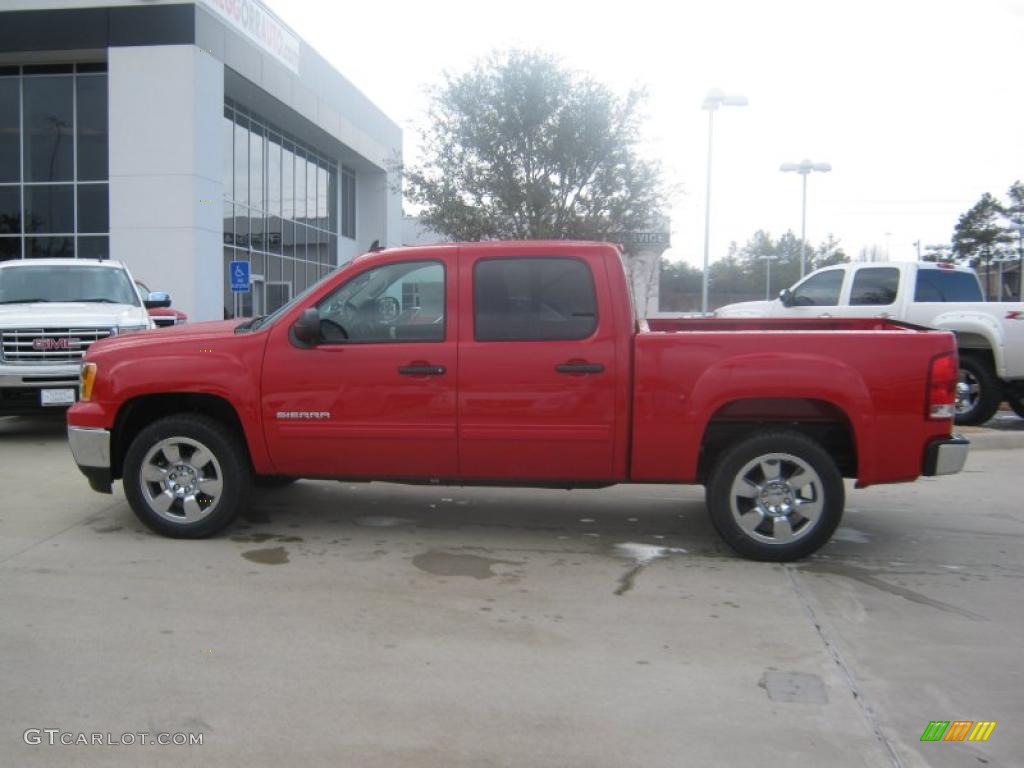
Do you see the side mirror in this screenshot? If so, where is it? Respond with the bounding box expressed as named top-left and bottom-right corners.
top-left (779, 288), bottom-right (794, 307)
top-left (292, 308), bottom-right (321, 346)
top-left (144, 291), bottom-right (171, 309)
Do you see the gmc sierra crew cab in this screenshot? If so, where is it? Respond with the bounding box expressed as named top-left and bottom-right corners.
top-left (715, 260), bottom-right (1024, 425)
top-left (0, 258), bottom-right (162, 416)
top-left (66, 242), bottom-right (968, 561)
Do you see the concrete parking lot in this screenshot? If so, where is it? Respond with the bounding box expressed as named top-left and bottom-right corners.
top-left (1, 415), bottom-right (1022, 767)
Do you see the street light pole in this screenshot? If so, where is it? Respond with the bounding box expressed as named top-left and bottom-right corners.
top-left (701, 108), bottom-right (715, 316)
top-left (780, 159), bottom-right (831, 277)
top-left (701, 89), bottom-right (747, 315)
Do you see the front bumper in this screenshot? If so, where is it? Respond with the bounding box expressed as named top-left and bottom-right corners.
top-left (68, 426), bottom-right (113, 493)
top-left (922, 434), bottom-right (970, 477)
top-left (0, 366), bottom-right (81, 415)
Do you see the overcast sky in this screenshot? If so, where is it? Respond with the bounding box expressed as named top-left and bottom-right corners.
top-left (269, 0), bottom-right (1024, 268)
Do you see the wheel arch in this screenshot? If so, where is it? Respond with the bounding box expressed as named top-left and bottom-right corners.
top-left (111, 393), bottom-right (251, 480)
top-left (697, 398), bottom-right (857, 483)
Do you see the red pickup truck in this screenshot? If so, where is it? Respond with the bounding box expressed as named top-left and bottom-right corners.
top-left (66, 241), bottom-right (968, 561)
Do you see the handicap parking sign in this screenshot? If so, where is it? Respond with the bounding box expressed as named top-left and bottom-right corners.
top-left (230, 260), bottom-right (250, 293)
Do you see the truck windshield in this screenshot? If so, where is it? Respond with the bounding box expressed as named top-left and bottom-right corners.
top-left (0, 265), bottom-right (140, 306)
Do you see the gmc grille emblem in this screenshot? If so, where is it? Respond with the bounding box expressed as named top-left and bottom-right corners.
top-left (32, 337), bottom-right (81, 351)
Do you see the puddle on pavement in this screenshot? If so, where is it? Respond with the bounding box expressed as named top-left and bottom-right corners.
top-left (612, 542), bottom-right (688, 596)
top-left (231, 533), bottom-right (303, 543)
top-left (242, 546), bottom-right (289, 565)
top-left (355, 516), bottom-right (416, 528)
top-left (412, 551), bottom-right (522, 579)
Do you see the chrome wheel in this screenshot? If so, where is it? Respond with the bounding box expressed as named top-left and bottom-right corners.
top-left (728, 452), bottom-right (824, 545)
top-left (138, 436), bottom-right (224, 524)
top-left (956, 369), bottom-right (979, 415)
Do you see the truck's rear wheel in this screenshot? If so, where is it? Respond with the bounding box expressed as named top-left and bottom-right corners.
top-left (1006, 385), bottom-right (1024, 420)
top-left (706, 431), bottom-right (844, 562)
top-left (955, 355), bottom-right (1001, 426)
top-left (123, 414), bottom-right (251, 538)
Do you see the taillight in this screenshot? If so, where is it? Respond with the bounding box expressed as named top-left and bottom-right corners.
top-left (927, 352), bottom-right (957, 419)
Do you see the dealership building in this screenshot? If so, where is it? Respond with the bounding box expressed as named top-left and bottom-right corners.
top-left (0, 0), bottom-right (403, 320)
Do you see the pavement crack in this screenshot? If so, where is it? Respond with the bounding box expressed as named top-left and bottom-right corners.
top-left (785, 565), bottom-right (905, 768)
top-left (798, 560), bottom-right (987, 621)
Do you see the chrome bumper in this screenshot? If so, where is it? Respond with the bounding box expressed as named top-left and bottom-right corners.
top-left (923, 434), bottom-right (970, 476)
top-left (68, 426), bottom-right (113, 494)
top-left (68, 426), bottom-right (110, 469)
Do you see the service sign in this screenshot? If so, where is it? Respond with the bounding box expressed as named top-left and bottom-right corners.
top-left (200, 0), bottom-right (301, 74)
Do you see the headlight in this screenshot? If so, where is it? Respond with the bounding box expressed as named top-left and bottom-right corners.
top-left (81, 363), bottom-right (97, 402)
top-left (116, 324), bottom-right (149, 334)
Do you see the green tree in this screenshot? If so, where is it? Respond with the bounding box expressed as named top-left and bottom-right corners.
top-left (952, 192), bottom-right (1013, 298)
top-left (812, 234), bottom-right (849, 269)
top-left (400, 50), bottom-right (666, 241)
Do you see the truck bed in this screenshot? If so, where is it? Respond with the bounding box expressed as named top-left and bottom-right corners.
top-left (646, 317), bottom-right (923, 333)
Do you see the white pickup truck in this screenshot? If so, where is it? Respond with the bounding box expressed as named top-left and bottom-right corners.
top-left (0, 259), bottom-right (167, 417)
top-left (716, 261), bottom-right (1024, 425)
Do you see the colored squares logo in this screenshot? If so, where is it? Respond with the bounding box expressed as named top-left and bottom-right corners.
top-left (921, 721), bottom-right (996, 742)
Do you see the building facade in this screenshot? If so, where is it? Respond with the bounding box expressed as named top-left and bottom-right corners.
top-left (0, 0), bottom-right (402, 321)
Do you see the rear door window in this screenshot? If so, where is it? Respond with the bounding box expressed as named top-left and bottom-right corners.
top-left (850, 267), bottom-right (899, 305)
top-left (914, 269), bottom-right (984, 302)
top-left (473, 257), bottom-right (597, 341)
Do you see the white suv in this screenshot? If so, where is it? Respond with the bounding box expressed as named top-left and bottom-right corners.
top-left (0, 259), bottom-right (158, 416)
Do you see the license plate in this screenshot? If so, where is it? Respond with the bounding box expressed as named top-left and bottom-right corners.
top-left (41, 388), bottom-right (76, 406)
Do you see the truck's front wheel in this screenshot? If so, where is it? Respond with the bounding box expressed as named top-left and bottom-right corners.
top-left (123, 414), bottom-right (251, 538)
top-left (706, 431), bottom-right (844, 562)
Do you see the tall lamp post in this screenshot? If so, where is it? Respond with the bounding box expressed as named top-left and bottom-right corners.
top-left (780, 159), bottom-right (831, 277)
top-left (701, 88), bottom-right (747, 314)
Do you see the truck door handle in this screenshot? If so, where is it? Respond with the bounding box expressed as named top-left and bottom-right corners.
top-left (398, 364), bottom-right (446, 376)
top-left (555, 362), bottom-right (605, 375)
top-left (818, 313), bottom-right (833, 318)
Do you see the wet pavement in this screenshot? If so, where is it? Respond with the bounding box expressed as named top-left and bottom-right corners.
top-left (1, 415), bottom-right (1022, 767)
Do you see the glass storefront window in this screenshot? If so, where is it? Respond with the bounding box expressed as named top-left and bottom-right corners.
top-left (76, 75), bottom-right (107, 181)
top-left (250, 126), bottom-right (264, 213)
top-left (0, 66), bottom-right (109, 261)
top-left (282, 142), bottom-right (294, 220)
top-left (233, 121), bottom-right (248, 206)
top-left (0, 186), bottom-right (20, 234)
top-left (294, 151), bottom-right (305, 224)
top-left (23, 76), bottom-right (74, 183)
top-left (268, 136), bottom-right (281, 218)
top-left (77, 235), bottom-right (108, 260)
top-left (77, 184), bottom-right (108, 233)
top-left (0, 78), bottom-right (19, 183)
top-left (27, 235), bottom-right (73, 258)
top-left (222, 103), bottom-right (340, 318)
top-left (0, 237), bottom-right (19, 260)
top-left (25, 184), bottom-right (74, 233)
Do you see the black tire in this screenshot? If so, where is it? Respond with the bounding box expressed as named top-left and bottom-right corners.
top-left (254, 475), bottom-right (297, 488)
top-left (1009, 396), bottom-right (1024, 420)
top-left (1005, 383), bottom-right (1024, 420)
top-left (123, 414), bottom-right (252, 538)
top-left (706, 430), bottom-right (845, 562)
top-left (954, 355), bottom-right (1001, 426)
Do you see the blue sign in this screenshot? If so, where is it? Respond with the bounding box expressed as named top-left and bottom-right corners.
top-left (229, 260), bottom-right (250, 293)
